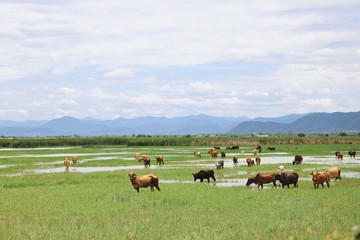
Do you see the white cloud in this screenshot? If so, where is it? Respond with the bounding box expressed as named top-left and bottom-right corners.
top-left (303, 98), bottom-right (334, 106)
top-left (103, 68), bottom-right (133, 80)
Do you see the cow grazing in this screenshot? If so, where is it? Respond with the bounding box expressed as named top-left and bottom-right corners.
top-left (64, 158), bottom-right (70, 170)
top-left (233, 156), bottom-right (238, 166)
top-left (253, 149), bottom-right (258, 156)
top-left (274, 173), bottom-right (299, 188)
top-left (208, 149), bottom-right (218, 158)
top-left (348, 150), bottom-right (356, 158)
top-left (246, 157), bottom-right (255, 166)
top-left (326, 167), bottom-right (342, 181)
top-left (192, 170), bottom-right (216, 182)
top-left (221, 151), bottom-right (226, 158)
top-left (225, 146), bottom-right (231, 150)
top-left (292, 155), bottom-right (303, 165)
top-left (246, 173), bottom-right (277, 189)
top-left (255, 156), bottom-right (261, 165)
top-left (71, 156), bottom-right (78, 164)
top-left (310, 171), bottom-right (330, 189)
top-left (128, 172), bottom-right (160, 193)
top-left (230, 146), bottom-right (239, 150)
top-left (214, 146), bottom-right (221, 150)
top-left (156, 155), bottom-right (164, 165)
top-left (194, 151), bottom-right (201, 158)
top-left (216, 160), bottom-right (224, 169)
top-left (335, 152), bottom-right (343, 160)
top-left (267, 146), bottom-right (276, 151)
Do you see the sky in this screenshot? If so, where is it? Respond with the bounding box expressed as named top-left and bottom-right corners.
top-left (0, 0), bottom-right (359, 121)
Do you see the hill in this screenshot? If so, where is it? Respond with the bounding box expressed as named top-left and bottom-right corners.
top-left (0, 112), bottom-right (359, 136)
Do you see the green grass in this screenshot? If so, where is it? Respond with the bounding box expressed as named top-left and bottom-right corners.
top-left (0, 144), bottom-right (359, 239)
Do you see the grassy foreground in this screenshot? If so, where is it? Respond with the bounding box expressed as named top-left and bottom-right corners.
top-left (0, 143), bottom-right (359, 240)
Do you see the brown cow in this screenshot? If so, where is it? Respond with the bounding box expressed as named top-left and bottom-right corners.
top-left (135, 152), bottom-right (141, 161)
top-left (194, 151), bottom-right (201, 158)
top-left (246, 157), bottom-right (254, 166)
top-left (253, 149), bottom-right (258, 156)
top-left (292, 155), bottom-right (303, 165)
top-left (325, 167), bottom-right (342, 181)
top-left (246, 173), bottom-right (277, 189)
top-left (273, 172), bottom-right (299, 188)
top-left (208, 149), bottom-right (218, 158)
top-left (144, 159), bottom-right (151, 167)
top-left (156, 155), bottom-right (164, 165)
top-left (71, 156), bottom-right (78, 164)
top-left (64, 158), bottom-right (70, 170)
top-left (128, 172), bottom-right (160, 193)
top-left (336, 152), bottom-right (343, 160)
top-left (255, 156), bottom-right (261, 165)
top-left (310, 171), bottom-right (330, 189)
top-left (221, 151), bottom-right (226, 158)
top-left (233, 156), bottom-right (238, 166)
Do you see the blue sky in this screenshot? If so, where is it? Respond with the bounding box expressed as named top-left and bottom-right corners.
top-left (0, 1), bottom-right (359, 120)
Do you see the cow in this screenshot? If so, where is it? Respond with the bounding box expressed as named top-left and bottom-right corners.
top-left (214, 146), bottom-right (221, 150)
top-left (348, 150), bottom-right (356, 158)
top-left (255, 156), bottom-right (261, 165)
top-left (156, 155), bottom-right (164, 165)
top-left (253, 149), bottom-right (258, 156)
top-left (135, 152), bottom-right (141, 161)
top-left (64, 158), bottom-right (70, 170)
top-left (225, 146), bottom-right (231, 150)
top-left (233, 156), bottom-right (238, 166)
top-left (246, 157), bottom-right (255, 166)
top-left (246, 173), bottom-right (277, 189)
top-left (273, 173), bottom-right (299, 188)
top-left (139, 155), bottom-right (149, 162)
top-left (256, 145), bottom-right (262, 153)
top-left (230, 146), bottom-right (239, 150)
top-left (325, 167), bottom-right (342, 181)
top-left (221, 151), bottom-right (226, 158)
top-left (192, 170), bottom-right (216, 182)
top-left (216, 160), bottom-right (224, 169)
top-left (71, 156), bottom-right (78, 165)
top-left (278, 165), bottom-right (286, 173)
top-left (310, 171), bottom-right (330, 189)
top-left (267, 146), bottom-right (276, 151)
top-left (334, 151), bottom-right (340, 158)
top-left (292, 155), bottom-right (303, 165)
top-left (194, 151), bottom-right (201, 158)
top-left (128, 172), bottom-right (160, 193)
top-left (336, 152), bottom-right (343, 160)
top-left (144, 159), bottom-right (151, 167)
top-left (208, 149), bottom-right (218, 158)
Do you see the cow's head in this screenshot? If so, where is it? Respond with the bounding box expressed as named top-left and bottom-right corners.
top-left (310, 171), bottom-right (319, 181)
top-left (246, 177), bottom-right (254, 186)
top-left (128, 172), bottom-right (137, 181)
top-left (192, 173), bottom-right (198, 181)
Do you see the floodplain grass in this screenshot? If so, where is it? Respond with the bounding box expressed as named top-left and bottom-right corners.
top-left (0, 143), bottom-right (359, 239)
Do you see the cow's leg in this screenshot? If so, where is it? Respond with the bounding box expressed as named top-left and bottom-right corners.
top-left (212, 176), bottom-right (216, 181)
top-left (200, 179), bottom-right (204, 182)
top-left (155, 185), bottom-right (161, 191)
top-left (207, 178), bottom-right (210, 183)
top-left (150, 186), bottom-right (154, 191)
top-left (136, 187), bottom-right (140, 193)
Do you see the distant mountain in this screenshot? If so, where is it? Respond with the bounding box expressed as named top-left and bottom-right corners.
top-left (229, 111), bottom-right (360, 134)
top-left (252, 113), bottom-right (310, 124)
top-left (0, 112), bottom-right (359, 137)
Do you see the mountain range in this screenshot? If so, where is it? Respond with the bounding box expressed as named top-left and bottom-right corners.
top-left (0, 112), bottom-right (359, 137)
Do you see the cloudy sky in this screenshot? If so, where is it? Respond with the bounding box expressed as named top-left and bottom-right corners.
top-left (0, 0), bottom-right (359, 121)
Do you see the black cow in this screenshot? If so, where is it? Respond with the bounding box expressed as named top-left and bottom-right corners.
top-left (192, 170), bottom-right (216, 182)
top-left (348, 150), bottom-right (356, 158)
top-left (216, 160), bottom-right (224, 169)
top-left (273, 172), bottom-right (299, 188)
top-left (292, 155), bottom-right (303, 165)
top-left (230, 146), bottom-right (239, 150)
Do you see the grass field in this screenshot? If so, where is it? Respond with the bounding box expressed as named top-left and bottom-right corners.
top-left (0, 143), bottom-right (359, 239)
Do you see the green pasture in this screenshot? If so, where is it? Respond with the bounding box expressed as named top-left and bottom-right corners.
top-left (0, 143), bottom-right (359, 239)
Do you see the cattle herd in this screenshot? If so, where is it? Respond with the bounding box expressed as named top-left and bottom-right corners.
top-left (124, 147), bottom-right (355, 193)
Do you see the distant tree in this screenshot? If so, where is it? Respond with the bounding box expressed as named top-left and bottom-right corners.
top-left (339, 132), bottom-right (348, 136)
top-left (297, 133), bottom-right (306, 137)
